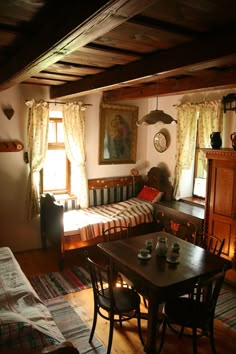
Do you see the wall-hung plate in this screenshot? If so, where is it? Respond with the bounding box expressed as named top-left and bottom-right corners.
top-left (153, 132), bottom-right (167, 153)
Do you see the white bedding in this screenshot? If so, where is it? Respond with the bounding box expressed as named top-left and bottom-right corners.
top-left (63, 197), bottom-right (154, 240)
top-left (0, 247), bottom-right (65, 345)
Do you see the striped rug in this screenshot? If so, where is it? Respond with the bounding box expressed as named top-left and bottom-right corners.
top-left (30, 268), bottom-right (236, 332)
top-left (46, 296), bottom-right (106, 353)
top-left (215, 286), bottom-right (236, 331)
top-left (30, 266), bottom-right (92, 301)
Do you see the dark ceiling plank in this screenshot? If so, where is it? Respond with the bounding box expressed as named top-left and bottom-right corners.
top-left (0, 0), bottom-right (159, 90)
top-left (0, 29), bottom-right (16, 46)
top-left (140, 0), bottom-right (235, 32)
top-left (102, 69), bottom-right (236, 101)
top-left (34, 72), bottom-right (81, 82)
top-left (0, 1), bottom-right (43, 26)
top-left (128, 15), bottom-right (197, 39)
top-left (50, 26), bottom-right (236, 99)
top-left (62, 46), bottom-right (140, 68)
top-left (24, 78), bottom-right (66, 86)
top-left (93, 21), bottom-right (191, 53)
top-left (46, 63), bottom-right (104, 76)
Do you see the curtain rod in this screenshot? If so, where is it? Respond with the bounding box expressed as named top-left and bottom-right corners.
top-left (46, 101), bottom-right (92, 106)
top-left (173, 99), bottom-right (222, 107)
top-left (25, 99), bottom-right (92, 106)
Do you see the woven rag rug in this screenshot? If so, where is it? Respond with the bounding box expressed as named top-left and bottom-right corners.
top-left (30, 267), bottom-right (236, 332)
top-left (30, 266), bottom-right (92, 301)
top-left (215, 286), bottom-right (236, 331)
top-left (46, 296), bottom-right (106, 354)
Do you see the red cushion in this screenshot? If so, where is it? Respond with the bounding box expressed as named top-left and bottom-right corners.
top-left (137, 185), bottom-right (163, 203)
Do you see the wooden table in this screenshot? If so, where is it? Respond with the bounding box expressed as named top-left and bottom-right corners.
top-left (98, 231), bottom-right (232, 354)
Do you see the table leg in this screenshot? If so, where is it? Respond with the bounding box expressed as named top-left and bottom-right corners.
top-left (145, 291), bottom-right (162, 354)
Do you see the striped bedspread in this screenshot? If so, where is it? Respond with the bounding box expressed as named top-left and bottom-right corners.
top-left (63, 197), bottom-right (154, 241)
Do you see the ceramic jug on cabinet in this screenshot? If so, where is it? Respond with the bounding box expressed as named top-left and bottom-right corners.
top-left (231, 132), bottom-right (236, 151)
top-left (210, 132), bottom-right (222, 149)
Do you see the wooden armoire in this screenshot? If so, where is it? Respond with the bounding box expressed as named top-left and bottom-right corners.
top-left (204, 149), bottom-right (236, 286)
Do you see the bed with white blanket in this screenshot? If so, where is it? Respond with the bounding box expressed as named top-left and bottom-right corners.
top-left (0, 247), bottom-right (78, 354)
top-left (40, 167), bottom-right (172, 265)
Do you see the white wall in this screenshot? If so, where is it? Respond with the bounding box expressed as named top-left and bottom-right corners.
top-left (0, 85), bottom-right (236, 252)
top-left (0, 85), bottom-right (49, 251)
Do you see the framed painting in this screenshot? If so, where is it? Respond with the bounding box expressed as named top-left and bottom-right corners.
top-left (99, 103), bottom-right (138, 164)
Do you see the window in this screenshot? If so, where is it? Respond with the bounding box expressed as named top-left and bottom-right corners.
top-left (193, 121), bottom-right (207, 199)
top-left (41, 114), bottom-right (71, 195)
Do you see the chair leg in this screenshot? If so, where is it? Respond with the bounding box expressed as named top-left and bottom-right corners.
top-left (119, 314), bottom-right (122, 327)
top-left (59, 255), bottom-right (65, 271)
top-left (157, 318), bottom-right (167, 354)
top-left (136, 308), bottom-right (144, 346)
top-left (209, 320), bottom-right (217, 354)
top-left (179, 325), bottom-right (185, 337)
top-left (192, 327), bottom-right (198, 354)
top-left (143, 296), bottom-right (148, 308)
top-left (107, 314), bottom-right (114, 354)
top-left (89, 305), bottom-right (98, 343)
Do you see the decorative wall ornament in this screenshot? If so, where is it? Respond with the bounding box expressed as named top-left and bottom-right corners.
top-left (1, 105), bottom-right (14, 120)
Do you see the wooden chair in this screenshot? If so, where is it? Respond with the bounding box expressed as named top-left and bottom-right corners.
top-left (102, 225), bottom-right (131, 287)
top-left (86, 256), bottom-right (144, 354)
top-left (204, 234), bottom-right (225, 256)
top-left (157, 267), bottom-right (226, 354)
top-left (143, 235), bottom-right (225, 310)
top-left (102, 225), bottom-right (148, 307)
top-left (179, 234), bottom-right (226, 327)
top-left (102, 225), bottom-right (130, 242)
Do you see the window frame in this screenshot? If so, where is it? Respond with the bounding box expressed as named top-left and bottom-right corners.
top-left (192, 119), bottom-right (206, 200)
top-left (40, 117), bottom-right (71, 195)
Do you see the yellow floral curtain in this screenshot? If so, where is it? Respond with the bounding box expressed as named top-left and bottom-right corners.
top-left (173, 103), bottom-right (198, 199)
top-left (173, 100), bottom-right (223, 200)
top-left (63, 102), bottom-right (88, 208)
top-left (25, 99), bottom-right (49, 220)
top-left (198, 100), bottom-right (223, 170)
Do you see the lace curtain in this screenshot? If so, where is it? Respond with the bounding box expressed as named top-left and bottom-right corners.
top-left (25, 99), bottom-right (49, 220)
top-left (173, 100), bottom-right (223, 200)
top-left (63, 102), bottom-right (89, 208)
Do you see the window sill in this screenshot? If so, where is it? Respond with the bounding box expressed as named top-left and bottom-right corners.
top-left (54, 194), bottom-right (77, 201)
top-left (181, 197), bottom-right (205, 208)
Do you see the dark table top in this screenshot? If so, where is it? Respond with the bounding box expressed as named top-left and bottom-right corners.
top-left (98, 231), bottom-right (232, 299)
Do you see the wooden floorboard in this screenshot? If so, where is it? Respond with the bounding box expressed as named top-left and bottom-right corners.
top-left (67, 288), bottom-right (236, 354)
top-left (14, 247), bottom-right (236, 353)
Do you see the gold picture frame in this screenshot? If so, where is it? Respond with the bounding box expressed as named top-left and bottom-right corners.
top-left (99, 103), bottom-right (138, 164)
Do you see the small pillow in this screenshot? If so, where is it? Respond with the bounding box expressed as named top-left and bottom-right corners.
top-left (137, 185), bottom-right (163, 203)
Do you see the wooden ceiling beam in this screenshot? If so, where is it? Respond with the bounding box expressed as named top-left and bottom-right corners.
top-left (102, 69), bottom-right (236, 101)
top-left (0, 0), bottom-right (159, 90)
top-left (50, 26), bottom-right (236, 99)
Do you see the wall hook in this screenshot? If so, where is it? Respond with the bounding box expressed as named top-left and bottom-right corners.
top-left (0, 140), bottom-right (23, 152)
